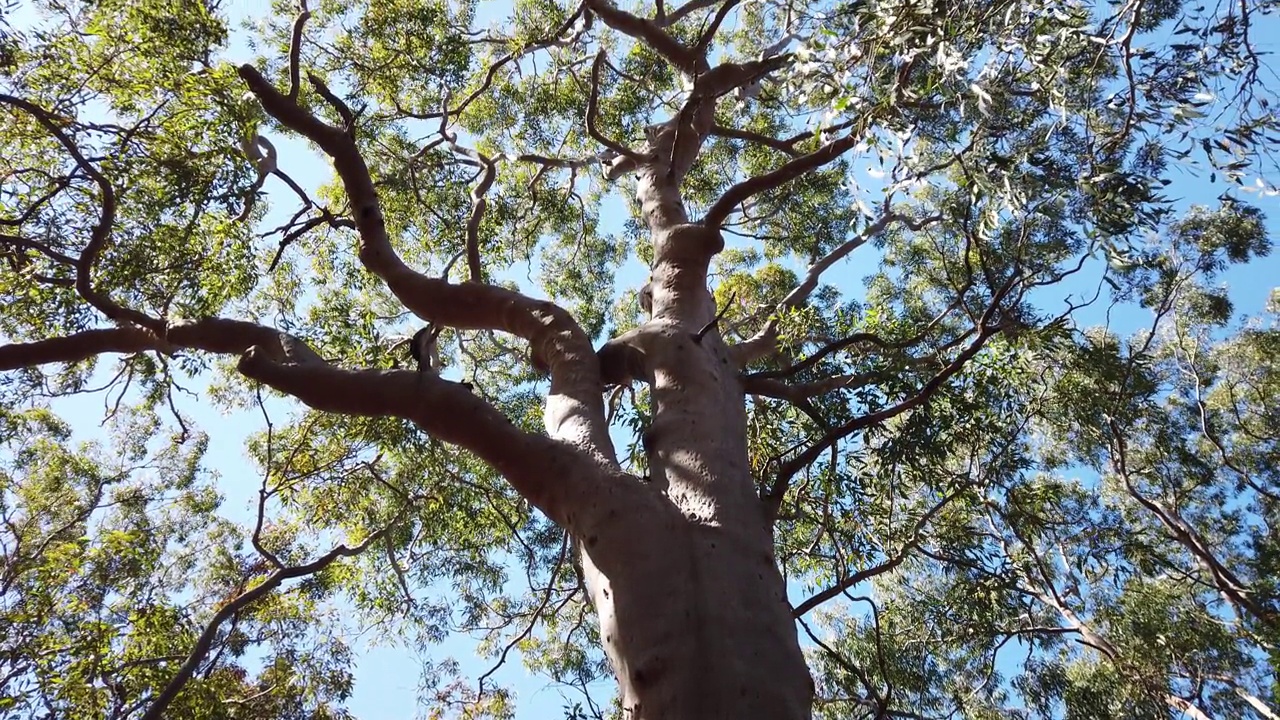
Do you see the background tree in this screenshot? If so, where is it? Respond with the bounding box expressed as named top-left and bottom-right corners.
top-left (0, 0), bottom-right (1276, 718)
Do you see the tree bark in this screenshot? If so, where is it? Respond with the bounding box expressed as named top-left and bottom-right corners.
top-left (579, 45), bottom-right (812, 716)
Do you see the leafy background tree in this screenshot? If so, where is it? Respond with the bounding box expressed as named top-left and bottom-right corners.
top-left (0, 0), bottom-right (1277, 718)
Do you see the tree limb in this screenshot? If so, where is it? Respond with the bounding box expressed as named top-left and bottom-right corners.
top-left (287, 0), bottom-right (311, 100)
top-left (236, 351), bottom-right (592, 513)
top-left (730, 210), bottom-right (917, 367)
top-left (657, 0), bottom-right (719, 26)
top-left (765, 274), bottom-right (1020, 512)
top-left (0, 327), bottom-right (171, 370)
top-left (587, 52), bottom-right (642, 160)
top-left (742, 371), bottom-right (881, 401)
top-left (0, 94), bottom-right (163, 333)
top-left (694, 0), bottom-right (740, 52)
top-left (704, 130), bottom-right (861, 228)
top-left (791, 486), bottom-right (968, 617)
top-left (393, 4), bottom-right (590, 121)
top-left (710, 124), bottom-right (800, 155)
top-left (438, 110), bottom-right (497, 282)
top-left (585, 0), bottom-right (697, 71)
top-left (237, 64), bottom-right (615, 462)
top-left (140, 522), bottom-right (396, 720)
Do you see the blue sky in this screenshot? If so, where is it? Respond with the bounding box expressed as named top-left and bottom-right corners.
top-left (9, 0), bottom-right (1280, 717)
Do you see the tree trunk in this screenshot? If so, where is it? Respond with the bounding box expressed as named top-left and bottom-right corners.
top-left (579, 114), bottom-right (813, 719)
top-left (580, 500), bottom-right (812, 720)
top-left (578, 322), bottom-right (814, 720)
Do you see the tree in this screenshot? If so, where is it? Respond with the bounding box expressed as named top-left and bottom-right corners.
top-left (0, 0), bottom-right (1276, 717)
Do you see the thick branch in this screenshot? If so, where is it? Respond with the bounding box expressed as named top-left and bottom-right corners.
top-left (237, 351), bottom-right (588, 514)
top-left (585, 0), bottom-right (697, 71)
top-left (307, 73), bottom-right (356, 132)
top-left (688, 56), bottom-right (791, 102)
top-left (165, 317), bottom-right (326, 365)
top-left (1, 314), bottom-right (614, 529)
top-left (662, 56), bottom-right (790, 179)
top-left (440, 128), bottom-right (497, 282)
top-left (0, 327), bottom-right (170, 370)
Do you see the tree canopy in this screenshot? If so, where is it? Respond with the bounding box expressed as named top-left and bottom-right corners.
top-left (0, 0), bottom-right (1277, 718)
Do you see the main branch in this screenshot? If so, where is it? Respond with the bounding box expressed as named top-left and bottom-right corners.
top-left (237, 64), bottom-right (615, 461)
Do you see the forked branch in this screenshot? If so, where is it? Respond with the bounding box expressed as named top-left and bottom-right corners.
top-left (585, 0), bottom-right (698, 71)
top-left (587, 52), bottom-right (641, 160)
top-left (0, 93), bottom-right (162, 333)
top-left (704, 130), bottom-right (861, 228)
top-left (237, 63), bottom-right (615, 461)
top-left (694, 0), bottom-right (741, 52)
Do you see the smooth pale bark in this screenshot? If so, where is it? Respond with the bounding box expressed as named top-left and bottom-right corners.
top-left (580, 262), bottom-right (812, 717)
top-left (578, 44), bottom-right (812, 713)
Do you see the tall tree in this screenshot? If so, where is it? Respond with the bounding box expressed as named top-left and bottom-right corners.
top-left (0, 0), bottom-right (1276, 718)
